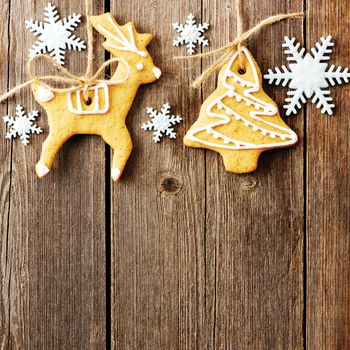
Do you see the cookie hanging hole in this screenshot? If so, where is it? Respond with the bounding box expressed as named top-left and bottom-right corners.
top-left (238, 67), bottom-right (246, 75)
top-left (85, 97), bottom-right (92, 105)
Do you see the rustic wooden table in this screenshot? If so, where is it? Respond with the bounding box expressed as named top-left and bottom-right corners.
top-left (0, 0), bottom-right (349, 349)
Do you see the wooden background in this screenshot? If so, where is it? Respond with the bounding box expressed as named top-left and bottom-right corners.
top-left (0, 0), bottom-right (349, 349)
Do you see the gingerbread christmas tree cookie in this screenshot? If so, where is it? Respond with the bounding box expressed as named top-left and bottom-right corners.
top-left (184, 47), bottom-right (298, 173)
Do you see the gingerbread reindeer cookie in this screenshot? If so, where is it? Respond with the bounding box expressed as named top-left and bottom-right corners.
top-left (184, 47), bottom-right (297, 173)
top-left (32, 13), bottom-right (161, 181)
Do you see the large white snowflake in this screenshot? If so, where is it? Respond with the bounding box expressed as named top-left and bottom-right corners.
top-left (3, 105), bottom-right (42, 145)
top-left (264, 35), bottom-right (350, 115)
top-left (25, 3), bottom-right (86, 65)
top-left (173, 13), bottom-right (209, 55)
top-left (141, 103), bottom-right (182, 143)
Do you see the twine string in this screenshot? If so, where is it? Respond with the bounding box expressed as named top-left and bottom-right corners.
top-left (84, 0), bottom-right (94, 81)
top-left (174, 11), bottom-right (304, 88)
top-left (0, 0), bottom-right (130, 104)
top-left (28, 55), bottom-right (130, 91)
top-left (236, 0), bottom-right (244, 70)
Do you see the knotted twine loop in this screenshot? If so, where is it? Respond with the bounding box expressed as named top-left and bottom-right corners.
top-left (26, 54), bottom-right (130, 93)
top-left (0, 55), bottom-right (130, 104)
top-left (0, 0), bottom-right (130, 104)
top-left (174, 11), bottom-right (304, 89)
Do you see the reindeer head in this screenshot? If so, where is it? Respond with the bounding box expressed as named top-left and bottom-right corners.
top-left (90, 13), bottom-right (161, 85)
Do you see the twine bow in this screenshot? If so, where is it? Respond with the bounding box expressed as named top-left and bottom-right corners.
top-left (174, 4), bottom-right (304, 89)
top-left (0, 0), bottom-right (130, 104)
top-left (0, 55), bottom-right (130, 104)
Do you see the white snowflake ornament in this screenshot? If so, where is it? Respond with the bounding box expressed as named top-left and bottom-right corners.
top-left (3, 105), bottom-right (42, 145)
top-left (173, 14), bottom-right (209, 55)
top-left (141, 103), bottom-right (182, 143)
top-left (264, 35), bottom-right (350, 115)
top-left (25, 3), bottom-right (86, 65)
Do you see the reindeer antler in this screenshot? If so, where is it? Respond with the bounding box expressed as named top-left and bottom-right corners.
top-left (97, 16), bottom-right (147, 57)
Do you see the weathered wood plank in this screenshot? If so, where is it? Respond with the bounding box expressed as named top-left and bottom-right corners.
top-left (307, 1), bottom-right (350, 349)
top-left (202, 0), bottom-right (304, 348)
top-left (3, 1), bottom-right (350, 348)
top-left (0, 0), bottom-right (11, 348)
top-left (1, 0), bottom-right (106, 348)
top-left (109, 0), bottom-right (206, 348)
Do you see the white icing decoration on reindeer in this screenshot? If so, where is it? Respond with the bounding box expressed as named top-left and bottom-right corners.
top-left (97, 16), bottom-right (148, 57)
top-left (37, 85), bottom-right (55, 102)
top-left (187, 47), bottom-right (298, 150)
top-left (136, 63), bottom-right (144, 71)
top-left (67, 83), bottom-right (110, 115)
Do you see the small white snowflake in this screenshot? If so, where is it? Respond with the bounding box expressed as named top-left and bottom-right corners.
top-left (141, 103), bottom-right (182, 143)
top-left (264, 35), bottom-right (350, 116)
top-left (25, 2), bottom-right (86, 65)
top-left (173, 13), bottom-right (209, 55)
top-left (3, 105), bottom-right (42, 145)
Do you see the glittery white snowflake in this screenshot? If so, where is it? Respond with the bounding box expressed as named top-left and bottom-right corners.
top-left (264, 35), bottom-right (350, 115)
top-left (3, 105), bottom-right (42, 145)
top-left (173, 13), bottom-right (209, 55)
top-left (25, 2), bottom-right (86, 65)
top-left (141, 103), bottom-right (182, 143)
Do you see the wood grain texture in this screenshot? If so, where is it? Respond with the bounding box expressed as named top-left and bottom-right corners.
top-left (1, 0), bottom-right (350, 349)
top-left (0, 0), bottom-right (11, 348)
top-left (109, 0), bottom-right (305, 349)
top-left (202, 1), bottom-right (304, 349)
top-left (307, 0), bottom-right (350, 349)
top-left (1, 0), bottom-right (106, 348)
top-left (109, 1), bottom-right (206, 349)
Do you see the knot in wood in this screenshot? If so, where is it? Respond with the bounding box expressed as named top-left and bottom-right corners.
top-left (241, 177), bottom-right (257, 190)
top-left (158, 174), bottom-right (183, 195)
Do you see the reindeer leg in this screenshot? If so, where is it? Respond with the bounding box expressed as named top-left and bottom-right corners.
top-left (102, 129), bottom-right (133, 182)
top-left (36, 131), bottom-right (70, 178)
